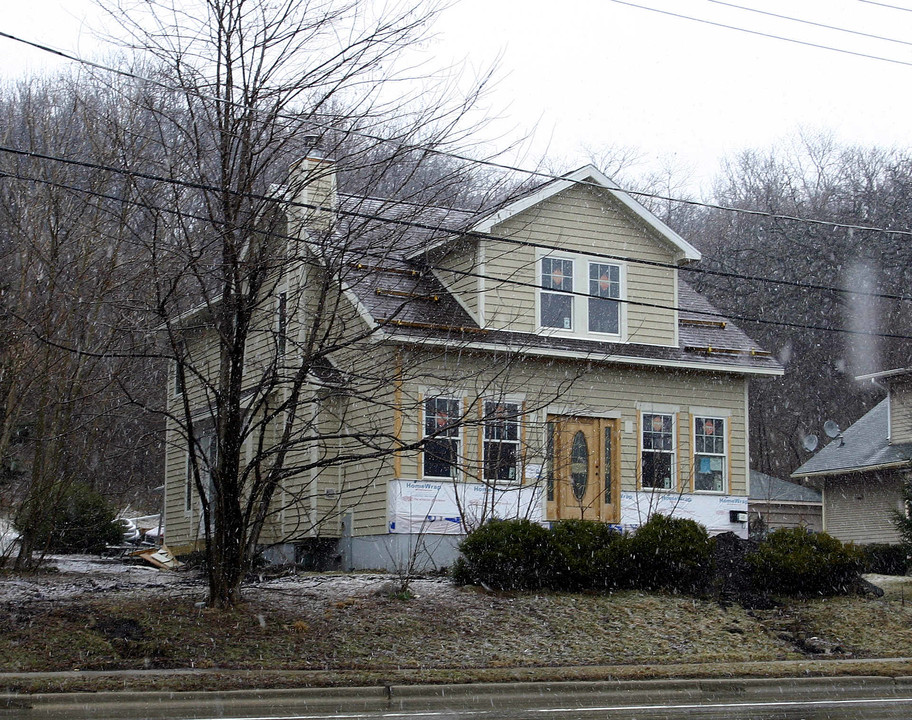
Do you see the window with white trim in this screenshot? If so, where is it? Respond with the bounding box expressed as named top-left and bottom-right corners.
top-left (540, 257), bottom-right (574, 329)
top-left (423, 397), bottom-right (461, 479)
top-left (588, 262), bottom-right (621, 334)
top-left (693, 416), bottom-right (726, 492)
top-left (641, 412), bottom-right (674, 489)
top-left (538, 255), bottom-right (623, 337)
top-left (483, 401), bottom-right (520, 482)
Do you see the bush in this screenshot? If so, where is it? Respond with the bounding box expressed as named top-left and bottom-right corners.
top-left (747, 527), bottom-right (861, 596)
top-left (17, 482), bottom-right (123, 555)
top-left (625, 514), bottom-right (714, 594)
top-left (452, 519), bottom-right (558, 591)
top-left (859, 543), bottom-right (909, 576)
top-left (549, 519), bottom-right (626, 591)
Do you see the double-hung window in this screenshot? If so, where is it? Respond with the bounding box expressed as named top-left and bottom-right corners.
top-left (483, 401), bottom-right (520, 482)
top-left (641, 412), bottom-right (674, 489)
top-left (539, 255), bottom-right (623, 337)
top-left (423, 397), bottom-right (461, 479)
top-left (540, 257), bottom-right (574, 330)
top-left (694, 417), bottom-right (726, 492)
top-left (588, 263), bottom-right (621, 334)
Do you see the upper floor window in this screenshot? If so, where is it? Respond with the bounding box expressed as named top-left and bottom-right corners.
top-left (539, 255), bottom-right (623, 337)
top-left (641, 412), bottom-right (674, 489)
top-left (540, 257), bottom-right (574, 330)
top-left (423, 396), bottom-right (461, 479)
top-left (588, 263), bottom-right (621, 334)
top-left (483, 401), bottom-right (520, 482)
top-left (694, 416), bottom-right (726, 492)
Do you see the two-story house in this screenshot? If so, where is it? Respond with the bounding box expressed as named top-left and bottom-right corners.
top-left (162, 157), bottom-right (783, 570)
top-left (792, 368), bottom-right (912, 544)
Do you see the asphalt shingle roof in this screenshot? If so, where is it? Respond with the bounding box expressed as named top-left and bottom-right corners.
top-left (327, 193), bottom-right (781, 374)
top-left (791, 399), bottom-right (912, 477)
top-left (750, 470), bottom-right (821, 503)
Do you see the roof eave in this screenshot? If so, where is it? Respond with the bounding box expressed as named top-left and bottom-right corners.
top-left (792, 458), bottom-right (912, 479)
top-left (384, 333), bottom-right (783, 376)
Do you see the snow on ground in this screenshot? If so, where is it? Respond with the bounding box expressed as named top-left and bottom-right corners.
top-left (0, 554), bottom-right (453, 607)
top-left (0, 554), bottom-right (197, 604)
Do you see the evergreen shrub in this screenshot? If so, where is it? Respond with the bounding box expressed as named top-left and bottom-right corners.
top-left (549, 519), bottom-right (627, 590)
top-left (18, 482), bottom-right (122, 554)
top-left (747, 527), bottom-right (861, 595)
top-left (625, 513), bottom-right (714, 594)
top-left (451, 519), bottom-right (558, 590)
top-left (858, 543), bottom-right (909, 576)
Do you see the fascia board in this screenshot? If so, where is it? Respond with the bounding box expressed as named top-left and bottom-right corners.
top-left (160, 295), bottom-right (222, 331)
top-left (856, 367), bottom-right (912, 382)
top-left (791, 459), bottom-right (912, 479)
top-left (429, 267), bottom-right (480, 326)
top-left (472, 165), bottom-right (702, 264)
top-left (386, 334), bottom-right (784, 377)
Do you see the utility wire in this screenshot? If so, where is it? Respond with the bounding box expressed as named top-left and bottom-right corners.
top-left (707, 0), bottom-right (912, 49)
top-left (3, 161), bottom-right (912, 344)
top-left (606, 0), bottom-right (912, 68)
top-left (858, 0), bottom-right (912, 13)
top-left (2, 28), bottom-right (912, 241)
top-left (2, 142), bottom-right (911, 305)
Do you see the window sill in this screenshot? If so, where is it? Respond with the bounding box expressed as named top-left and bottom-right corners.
top-left (536, 326), bottom-right (624, 342)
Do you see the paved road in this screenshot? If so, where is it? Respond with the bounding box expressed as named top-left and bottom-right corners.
top-left (4, 677), bottom-right (912, 719)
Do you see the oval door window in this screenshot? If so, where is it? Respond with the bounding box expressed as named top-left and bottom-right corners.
top-left (570, 431), bottom-right (588, 501)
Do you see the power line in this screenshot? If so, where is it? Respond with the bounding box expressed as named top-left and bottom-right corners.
top-left (2, 141), bottom-right (911, 306)
top-left (606, 0), bottom-right (912, 68)
top-left (2, 28), bottom-right (912, 241)
top-left (708, 0), bottom-right (912, 49)
top-left (858, 0), bottom-right (912, 13)
top-left (3, 158), bottom-right (912, 345)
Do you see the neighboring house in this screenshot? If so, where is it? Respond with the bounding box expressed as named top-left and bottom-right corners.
top-left (792, 368), bottom-right (912, 544)
top-left (748, 469), bottom-right (822, 533)
top-left (163, 159), bottom-right (783, 570)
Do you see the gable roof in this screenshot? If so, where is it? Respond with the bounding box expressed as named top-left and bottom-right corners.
top-left (335, 192), bottom-right (781, 376)
top-left (791, 398), bottom-right (912, 478)
top-left (407, 165), bottom-right (702, 263)
top-left (749, 470), bottom-right (821, 503)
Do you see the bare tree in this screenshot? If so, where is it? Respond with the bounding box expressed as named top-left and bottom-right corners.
top-left (688, 134), bottom-right (912, 479)
top-left (97, 0), bottom-right (513, 606)
top-left (0, 73), bottom-right (163, 567)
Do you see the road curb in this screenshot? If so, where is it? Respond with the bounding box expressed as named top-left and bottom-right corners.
top-left (4, 675), bottom-right (912, 718)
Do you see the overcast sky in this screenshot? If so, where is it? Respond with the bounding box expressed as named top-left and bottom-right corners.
top-left (4, 0), bottom-right (912, 193)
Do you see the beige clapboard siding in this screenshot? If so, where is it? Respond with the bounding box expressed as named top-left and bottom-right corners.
top-left (822, 473), bottom-right (904, 544)
top-left (890, 380), bottom-right (912, 444)
top-left (482, 184), bottom-right (678, 344)
top-left (338, 388), bottom-right (397, 536)
top-left (433, 242), bottom-right (480, 319)
top-left (163, 419), bottom-right (195, 548)
top-left (750, 502), bottom-right (823, 533)
top-left (391, 349), bottom-right (749, 521)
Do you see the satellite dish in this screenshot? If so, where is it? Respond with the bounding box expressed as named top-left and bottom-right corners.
top-left (824, 420), bottom-right (842, 439)
top-left (802, 434), bottom-right (819, 452)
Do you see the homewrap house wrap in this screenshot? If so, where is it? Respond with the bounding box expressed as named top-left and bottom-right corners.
top-left (792, 368), bottom-right (912, 544)
top-left (163, 158), bottom-right (783, 570)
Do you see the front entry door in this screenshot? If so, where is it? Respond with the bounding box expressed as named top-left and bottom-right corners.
top-left (551, 416), bottom-right (619, 522)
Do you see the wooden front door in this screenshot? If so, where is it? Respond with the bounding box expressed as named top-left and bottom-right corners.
top-left (551, 416), bottom-right (620, 522)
